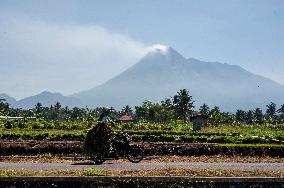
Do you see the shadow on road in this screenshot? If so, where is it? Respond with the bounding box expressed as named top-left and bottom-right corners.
top-left (72, 161), bottom-right (94, 165)
top-left (72, 161), bottom-right (115, 165)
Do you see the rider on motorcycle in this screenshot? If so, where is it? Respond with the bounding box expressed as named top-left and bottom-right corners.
top-left (84, 107), bottom-right (143, 164)
top-left (98, 107), bottom-right (112, 123)
top-left (84, 107), bottom-right (114, 159)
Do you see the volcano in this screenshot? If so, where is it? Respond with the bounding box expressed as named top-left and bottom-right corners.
top-left (73, 45), bottom-right (284, 111)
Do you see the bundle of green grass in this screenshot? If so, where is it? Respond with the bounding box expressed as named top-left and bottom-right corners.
top-left (83, 122), bottom-right (113, 157)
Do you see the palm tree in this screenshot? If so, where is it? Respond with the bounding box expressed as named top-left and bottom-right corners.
top-left (199, 103), bottom-right (210, 115)
top-left (245, 110), bottom-right (254, 124)
top-left (254, 108), bottom-right (263, 124)
top-left (266, 102), bottom-right (277, 122)
top-left (0, 99), bottom-right (10, 116)
top-left (277, 104), bottom-right (284, 123)
top-left (277, 104), bottom-right (284, 115)
top-left (235, 109), bottom-right (246, 123)
top-left (173, 89), bottom-right (194, 122)
top-left (121, 105), bottom-right (133, 115)
top-left (34, 102), bottom-right (43, 118)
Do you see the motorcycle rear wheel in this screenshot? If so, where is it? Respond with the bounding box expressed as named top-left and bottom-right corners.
top-left (126, 144), bottom-right (144, 163)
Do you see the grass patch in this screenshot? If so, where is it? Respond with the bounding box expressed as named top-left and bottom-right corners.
top-left (0, 168), bottom-right (109, 177)
top-left (0, 168), bottom-right (283, 177)
top-left (219, 143), bottom-right (284, 147)
top-left (147, 155), bottom-right (284, 163)
top-left (111, 168), bottom-right (284, 177)
top-left (82, 168), bottom-right (108, 176)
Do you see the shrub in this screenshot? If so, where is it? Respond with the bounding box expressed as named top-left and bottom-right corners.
top-left (160, 134), bottom-right (176, 142)
top-left (31, 122), bottom-right (42, 129)
top-left (82, 168), bottom-right (108, 176)
top-left (4, 121), bottom-right (13, 129)
top-left (17, 121), bottom-right (27, 129)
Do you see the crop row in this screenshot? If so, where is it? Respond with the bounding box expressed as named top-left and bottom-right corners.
top-left (1, 141), bottom-right (284, 157)
top-left (131, 134), bottom-right (280, 144)
top-left (0, 131), bottom-right (86, 141)
top-left (0, 128), bottom-right (237, 139)
top-left (0, 129), bottom-right (283, 144)
top-left (2, 120), bottom-right (284, 139)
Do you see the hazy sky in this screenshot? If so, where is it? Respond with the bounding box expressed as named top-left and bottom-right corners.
top-left (0, 0), bottom-right (283, 99)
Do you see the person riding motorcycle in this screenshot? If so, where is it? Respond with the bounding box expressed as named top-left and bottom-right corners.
top-left (84, 107), bottom-right (114, 159)
top-left (98, 107), bottom-right (112, 123)
top-left (84, 107), bottom-right (144, 164)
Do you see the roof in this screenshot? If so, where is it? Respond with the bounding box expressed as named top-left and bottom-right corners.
top-left (118, 115), bottom-right (133, 121)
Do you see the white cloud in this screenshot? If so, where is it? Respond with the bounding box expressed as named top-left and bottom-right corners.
top-left (0, 18), bottom-right (150, 99)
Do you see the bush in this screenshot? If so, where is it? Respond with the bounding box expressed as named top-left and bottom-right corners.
top-left (82, 168), bottom-right (108, 176)
top-left (160, 134), bottom-right (176, 142)
top-left (17, 121), bottom-right (27, 129)
top-left (4, 121), bottom-right (13, 129)
top-left (31, 122), bottom-right (42, 129)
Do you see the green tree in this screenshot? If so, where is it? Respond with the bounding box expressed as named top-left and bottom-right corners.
top-left (210, 106), bottom-right (220, 114)
top-left (135, 100), bottom-right (174, 123)
top-left (71, 107), bottom-right (84, 120)
top-left (54, 102), bottom-right (61, 111)
top-left (254, 108), bottom-right (263, 124)
top-left (266, 102), bottom-right (277, 124)
top-left (199, 103), bottom-right (210, 115)
top-left (173, 89), bottom-right (194, 122)
top-left (277, 104), bottom-right (284, 124)
top-left (245, 110), bottom-right (254, 124)
top-left (135, 101), bottom-right (151, 120)
top-left (0, 99), bottom-right (10, 116)
top-left (161, 98), bottom-right (175, 122)
top-left (209, 106), bottom-right (231, 125)
top-left (277, 104), bottom-right (284, 115)
top-left (34, 102), bottom-right (43, 118)
top-left (121, 105), bottom-right (133, 115)
top-left (266, 102), bottom-right (277, 117)
top-left (52, 102), bottom-right (63, 121)
top-left (235, 109), bottom-right (246, 123)
top-left (161, 98), bottom-right (173, 109)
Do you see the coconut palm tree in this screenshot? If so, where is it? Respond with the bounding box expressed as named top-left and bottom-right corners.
top-left (199, 103), bottom-right (210, 115)
top-left (173, 89), bottom-right (194, 122)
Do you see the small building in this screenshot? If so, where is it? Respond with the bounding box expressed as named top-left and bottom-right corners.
top-left (190, 114), bottom-right (209, 131)
top-left (117, 115), bottom-right (135, 123)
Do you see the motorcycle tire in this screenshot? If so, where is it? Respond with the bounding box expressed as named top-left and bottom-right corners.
top-left (126, 144), bottom-right (144, 163)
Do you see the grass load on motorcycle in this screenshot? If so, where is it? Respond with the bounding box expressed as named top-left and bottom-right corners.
top-left (83, 107), bottom-right (143, 164)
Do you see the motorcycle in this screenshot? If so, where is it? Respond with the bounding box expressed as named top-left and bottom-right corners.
top-left (90, 132), bottom-right (144, 165)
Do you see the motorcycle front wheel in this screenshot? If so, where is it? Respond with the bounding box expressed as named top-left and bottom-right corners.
top-left (126, 144), bottom-right (144, 163)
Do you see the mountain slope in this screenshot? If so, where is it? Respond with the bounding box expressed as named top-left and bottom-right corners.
top-left (73, 45), bottom-right (284, 111)
top-left (14, 91), bottom-right (82, 109)
top-left (0, 93), bottom-right (17, 105)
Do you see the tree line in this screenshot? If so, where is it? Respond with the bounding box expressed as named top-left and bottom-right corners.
top-left (1, 89), bottom-right (284, 125)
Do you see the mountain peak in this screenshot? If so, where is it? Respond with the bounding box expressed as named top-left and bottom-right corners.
top-left (14, 91), bottom-right (81, 109)
top-left (39, 91), bottom-right (62, 96)
top-left (74, 45), bottom-right (284, 111)
top-left (147, 44), bottom-right (170, 54)
top-left (141, 44), bottom-right (186, 64)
